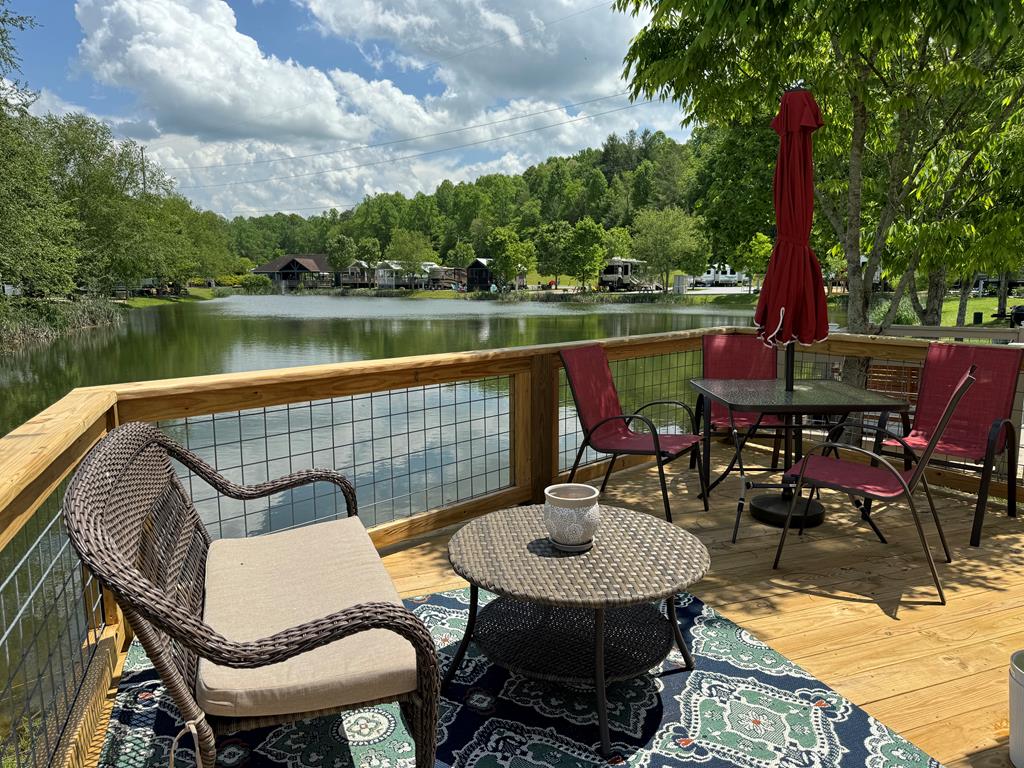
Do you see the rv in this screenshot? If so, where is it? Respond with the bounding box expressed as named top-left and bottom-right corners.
top-left (599, 258), bottom-right (648, 291)
top-left (695, 264), bottom-right (746, 287)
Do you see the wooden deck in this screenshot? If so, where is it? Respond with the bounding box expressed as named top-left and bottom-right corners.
top-left (381, 449), bottom-right (1023, 768)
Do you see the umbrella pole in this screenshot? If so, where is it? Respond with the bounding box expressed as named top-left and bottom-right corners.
top-left (785, 343), bottom-right (795, 391)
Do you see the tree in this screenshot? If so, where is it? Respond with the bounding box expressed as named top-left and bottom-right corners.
top-left (446, 240), bottom-right (475, 268)
top-left (733, 232), bottom-right (773, 290)
top-left (0, 2), bottom-right (35, 110)
top-left (617, 0), bottom-right (1024, 344)
top-left (630, 207), bottom-right (707, 291)
top-left (565, 217), bottom-right (607, 288)
top-left (604, 227), bottom-right (632, 262)
top-left (0, 112), bottom-right (79, 294)
top-left (487, 226), bottom-right (536, 287)
top-left (533, 221), bottom-right (572, 286)
top-left (687, 125), bottom-right (775, 265)
top-left (385, 228), bottom-right (436, 278)
top-left (356, 237), bottom-right (380, 264)
top-left (326, 231), bottom-right (357, 271)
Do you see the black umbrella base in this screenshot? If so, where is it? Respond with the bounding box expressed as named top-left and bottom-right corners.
top-left (750, 494), bottom-right (825, 528)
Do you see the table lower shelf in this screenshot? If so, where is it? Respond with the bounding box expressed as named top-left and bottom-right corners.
top-left (473, 596), bottom-right (675, 685)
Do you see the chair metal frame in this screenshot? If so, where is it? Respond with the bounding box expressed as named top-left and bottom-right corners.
top-left (774, 366), bottom-right (977, 605)
top-left (561, 348), bottom-right (708, 523)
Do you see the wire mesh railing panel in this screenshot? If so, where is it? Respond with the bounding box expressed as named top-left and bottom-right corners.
top-left (0, 483), bottom-right (105, 768)
top-left (558, 349), bottom-right (702, 472)
top-left (158, 376), bottom-right (513, 538)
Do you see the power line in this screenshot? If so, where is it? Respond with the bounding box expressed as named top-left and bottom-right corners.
top-left (177, 99), bottom-right (654, 191)
top-left (166, 91), bottom-right (630, 171)
top-left (144, 1), bottom-right (611, 152)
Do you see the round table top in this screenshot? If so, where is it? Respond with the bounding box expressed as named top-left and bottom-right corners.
top-left (447, 505), bottom-right (710, 609)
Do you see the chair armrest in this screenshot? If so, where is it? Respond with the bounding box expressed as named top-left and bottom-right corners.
top-left (825, 422), bottom-right (920, 463)
top-left (159, 436), bottom-right (357, 517)
top-left (634, 400), bottom-right (699, 434)
top-left (586, 414), bottom-right (665, 455)
top-left (127, 597), bottom-right (438, 674)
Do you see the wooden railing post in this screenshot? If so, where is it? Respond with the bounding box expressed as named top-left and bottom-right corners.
top-left (528, 353), bottom-right (559, 503)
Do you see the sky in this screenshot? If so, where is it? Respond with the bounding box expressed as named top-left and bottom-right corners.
top-left (13, 0), bottom-right (689, 219)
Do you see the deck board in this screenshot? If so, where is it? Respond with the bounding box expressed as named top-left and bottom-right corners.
top-left (382, 453), bottom-right (1023, 767)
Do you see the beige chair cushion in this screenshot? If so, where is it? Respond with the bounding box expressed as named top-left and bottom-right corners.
top-left (196, 517), bottom-right (418, 718)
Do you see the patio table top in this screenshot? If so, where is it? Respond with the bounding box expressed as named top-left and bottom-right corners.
top-left (689, 378), bottom-right (910, 415)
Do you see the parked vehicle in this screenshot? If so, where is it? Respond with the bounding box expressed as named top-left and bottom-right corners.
top-left (1011, 305), bottom-right (1024, 328)
top-left (694, 264), bottom-right (747, 287)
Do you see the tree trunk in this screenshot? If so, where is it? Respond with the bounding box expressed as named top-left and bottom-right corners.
top-left (955, 273), bottom-right (975, 326)
top-left (997, 271), bottom-right (1011, 317)
top-left (921, 267), bottom-right (946, 326)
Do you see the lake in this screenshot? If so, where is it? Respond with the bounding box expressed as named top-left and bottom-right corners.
top-left (0, 295), bottom-right (758, 437)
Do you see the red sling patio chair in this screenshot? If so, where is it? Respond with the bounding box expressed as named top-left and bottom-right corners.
top-left (691, 334), bottom-right (785, 493)
top-left (880, 343), bottom-right (1022, 547)
top-left (561, 344), bottom-right (708, 523)
top-left (774, 365), bottom-right (977, 605)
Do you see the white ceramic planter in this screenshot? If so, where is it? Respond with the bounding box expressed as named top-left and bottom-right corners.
top-left (1012, 650), bottom-right (1024, 768)
top-left (543, 483), bottom-right (600, 551)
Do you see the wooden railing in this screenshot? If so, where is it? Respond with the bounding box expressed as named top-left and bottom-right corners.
top-left (0, 325), bottom-right (1021, 768)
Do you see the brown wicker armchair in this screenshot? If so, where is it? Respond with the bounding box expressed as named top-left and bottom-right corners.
top-left (62, 421), bottom-right (439, 768)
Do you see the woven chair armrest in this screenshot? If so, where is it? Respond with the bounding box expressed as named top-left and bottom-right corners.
top-left (159, 436), bottom-right (357, 516)
top-left (128, 597), bottom-right (436, 672)
top-left (634, 400), bottom-right (699, 434)
top-left (825, 422), bottom-right (920, 463)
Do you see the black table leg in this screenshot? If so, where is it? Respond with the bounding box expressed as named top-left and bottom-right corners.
top-left (701, 396), bottom-right (712, 497)
top-left (668, 595), bottom-right (694, 670)
top-left (859, 411), bottom-right (891, 537)
top-left (441, 584), bottom-right (478, 692)
top-left (594, 607), bottom-right (612, 757)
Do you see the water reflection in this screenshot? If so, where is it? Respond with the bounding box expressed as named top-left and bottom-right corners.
top-left (0, 295), bottom-right (756, 436)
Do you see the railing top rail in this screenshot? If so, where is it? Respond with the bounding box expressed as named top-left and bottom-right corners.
top-left (0, 388), bottom-right (115, 551)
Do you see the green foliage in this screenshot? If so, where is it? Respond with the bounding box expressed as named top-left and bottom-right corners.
top-left (533, 221), bottom-right (573, 279)
top-left (356, 237), bottom-right (381, 264)
top-left (386, 228), bottom-right (437, 275)
top-left (869, 295), bottom-right (918, 326)
top-left (733, 232), bottom-right (773, 278)
top-left (447, 240), bottom-right (476, 268)
top-left (487, 226), bottom-right (536, 286)
top-left (616, 0), bottom-right (1024, 332)
top-left (631, 207), bottom-right (708, 290)
top-left (566, 217), bottom-right (607, 287)
top-left (326, 231), bottom-right (357, 271)
top-left (240, 273), bottom-right (273, 294)
top-left (0, 112), bottom-right (79, 295)
top-left (603, 227), bottom-right (632, 262)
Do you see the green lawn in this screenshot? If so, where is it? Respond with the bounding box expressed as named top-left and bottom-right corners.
top-left (123, 286), bottom-right (216, 308)
top-left (939, 296), bottom-right (1005, 326)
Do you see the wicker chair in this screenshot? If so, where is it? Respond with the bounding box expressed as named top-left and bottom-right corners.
top-left (62, 422), bottom-right (439, 768)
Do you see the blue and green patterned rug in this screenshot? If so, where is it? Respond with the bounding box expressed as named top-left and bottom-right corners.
top-left (98, 588), bottom-right (939, 768)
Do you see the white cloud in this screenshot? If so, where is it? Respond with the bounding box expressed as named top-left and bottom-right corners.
top-left (62, 0), bottom-right (688, 218)
top-left (75, 0), bottom-right (372, 142)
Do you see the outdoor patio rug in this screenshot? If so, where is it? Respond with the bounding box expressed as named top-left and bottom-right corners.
top-left (98, 588), bottom-right (940, 768)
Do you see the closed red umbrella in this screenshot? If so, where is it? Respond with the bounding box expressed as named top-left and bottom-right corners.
top-left (754, 88), bottom-right (829, 389)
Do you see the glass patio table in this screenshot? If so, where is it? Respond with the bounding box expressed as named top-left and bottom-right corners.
top-left (688, 378), bottom-right (911, 532)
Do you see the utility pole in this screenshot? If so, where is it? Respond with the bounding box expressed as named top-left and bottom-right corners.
top-left (140, 145), bottom-right (147, 195)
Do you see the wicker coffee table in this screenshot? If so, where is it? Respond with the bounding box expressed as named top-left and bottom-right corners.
top-left (443, 505), bottom-right (710, 756)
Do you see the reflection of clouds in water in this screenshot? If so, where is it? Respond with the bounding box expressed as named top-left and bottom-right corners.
top-left (161, 378), bottom-right (512, 539)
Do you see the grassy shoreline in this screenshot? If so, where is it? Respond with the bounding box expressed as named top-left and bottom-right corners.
top-left (0, 297), bottom-right (127, 352)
